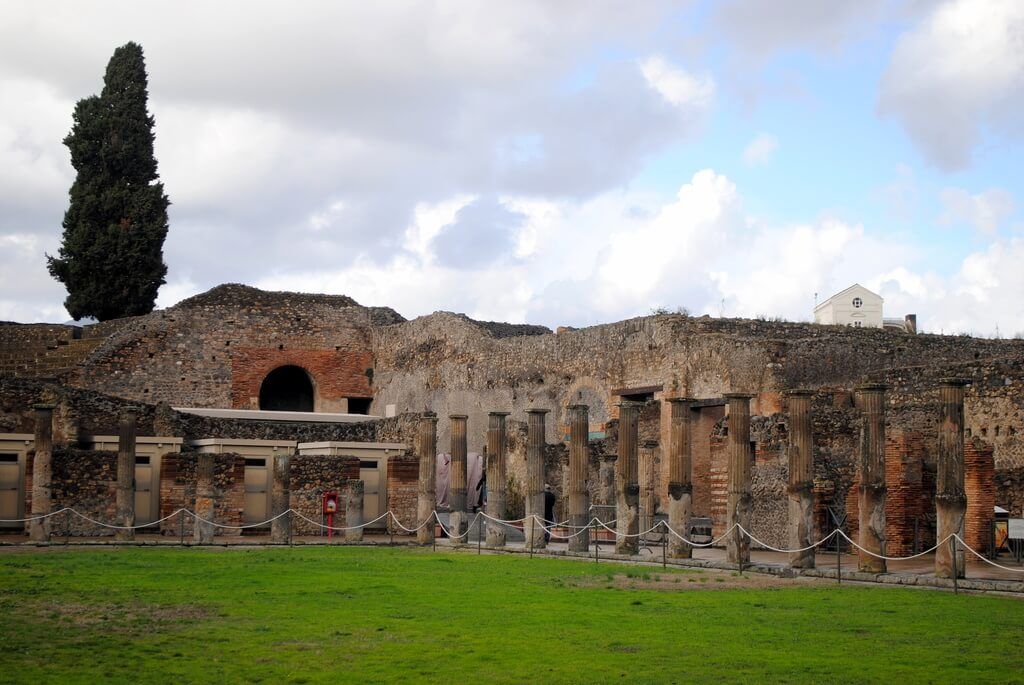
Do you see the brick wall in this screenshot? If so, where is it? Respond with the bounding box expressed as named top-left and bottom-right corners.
top-left (289, 455), bottom-right (360, 535)
top-left (386, 455), bottom-right (418, 534)
top-left (965, 438), bottom-right (995, 557)
top-left (230, 347), bottom-right (372, 411)
top-left (158, 452), bottom-right (245, 536)
top-left (25, 448), bottom-right (118, 536)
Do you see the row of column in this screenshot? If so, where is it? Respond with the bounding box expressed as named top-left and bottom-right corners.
top-left (415, 379), bottom-right (970, 579)
top-left (26, 406), bottom-right (364, 544)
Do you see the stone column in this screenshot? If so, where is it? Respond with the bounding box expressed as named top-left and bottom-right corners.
top-left (194, 454), bottom-right (216, 544)
top-left (856, 383), bottom-right (887, 573)
top-left (115, 409), bottom-right (137, 542)
top-left (785, 390), bottom-right (815, 569)
top-left (567, 404), bottom-right (591, 552)
top-left (525, 409), bottom-right (549, 549)
top-left (345, 479), bottom-right (365, 542)
top-left (270, 453), bottom-right (291, 543)
top-left (667, 398), bottom-right (694, 558)
top-left (639, 440), bottom-right (658, 540)
top-left (725, 393), bottom-right (754, 567)
top-left (448, 414), bottom-right (469, 545)
top-left (615, 402), bottom-right (641, 555)
top-left (485, 412), bottom-right (509, 547)
top-left (416, 413), bottom-right (438, 546)
top-left (936, 379), bottom-right (969, 579)
top-left (29, 404), bottom-right (54, 542)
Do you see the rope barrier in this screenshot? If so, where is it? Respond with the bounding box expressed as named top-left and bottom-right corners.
top-left (2, 507), bottom-right (1022, 577)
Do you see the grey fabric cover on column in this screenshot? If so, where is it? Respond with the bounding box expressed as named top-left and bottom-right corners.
top-left (856, 383), bottom-right (887, 573)
top-left (615, 402), bottom-right (641, 555)
top-left (271, 453), bottom-right (291, 543)
top-left (29, 404), bottom-right (54, 542)
top-left (725, 393), bottom-right (754, 567)
top-left (485, 412), bottom-right (509, 547)
top-left (936, 379), bottom-right (969, 578)
top-left (416, 413), bottom-right (438, 546)
top-left (567, 404), bottom-right (590, 552)
top-left (785, 391), bottom-right (815, 569)
top-left (194, 453), bottom-right (216, 544)
top-left (667, 398), bottom-right (694, 559)
top-left (449, 414), bottom-right (469, 545)
top-left (525, 409), bottom-right (548, 549)
top-left (115, 409), bottom-right (137, 542)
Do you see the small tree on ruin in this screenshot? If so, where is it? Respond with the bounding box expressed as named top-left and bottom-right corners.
top-left (48, 42), bottom-right (169, 321)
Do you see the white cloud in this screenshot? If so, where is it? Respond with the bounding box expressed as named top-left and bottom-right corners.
top-left (879, 0), bottom-right (1024, 169)
top-left (742, 133), bottom-right (778, 166)
top-left (938, 187), bottom-right (1015, 234)
top-left (640, 56), bottom-right (715, 109)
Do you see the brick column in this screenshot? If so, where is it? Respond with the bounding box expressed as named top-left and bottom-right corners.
top-left (725, 393), bottom-right (754, 567)
top-left (449, 414), bottom-right (469, 545)
top-left (667, 398), bottom-right (693, 558)
top-left (345, 479), bottom-right (364, 542)
top-left (785, 390), bottom-right (815, 569)
top-left (856, 383), bottom-right (887, 573)
top-left (194, 454), bottom-right (216, 544)
top-left (936, 379), bottom-right (968, 579)
top-left (639, 440), bottom-right (658, 540)
top-left (416, 413), bottom-right (438, 546)
top-left (525, 409), bottom-right (549, 549)
top-left (29, 404), bottom-right (54, 542)
top-left (115, 409), bottom-right (137, 542)
top-left (615, 402), bottom-right (641, 555)
top-left (567, 404), bottom-right (591, 552)
top-left (485, 412), bottom-right (509, 547)
top-left (271, 453), bottom-right (291, 543)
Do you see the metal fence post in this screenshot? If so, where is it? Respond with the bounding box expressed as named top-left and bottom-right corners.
top-left (179, 509), bottom-right (185, 547)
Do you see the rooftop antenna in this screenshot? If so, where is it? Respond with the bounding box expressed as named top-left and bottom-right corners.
top-left (814, 292), bottom-right (818, 307)
top-left (719, 299), bottom-right (725, 318)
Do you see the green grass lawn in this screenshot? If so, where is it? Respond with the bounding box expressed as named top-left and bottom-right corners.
top-left (0, 546), bottom-right (1021, 684)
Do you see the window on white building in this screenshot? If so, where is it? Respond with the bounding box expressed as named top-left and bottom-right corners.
top-left (853, 321), bottom-right (862, 327)
top-left (852, 297), bottom-right (863, 308)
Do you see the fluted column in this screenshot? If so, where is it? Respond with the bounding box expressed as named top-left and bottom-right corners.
top-left (567, 404), bottom-right (591, 552)
top-left (856, 383), bottom-right (887, 573)
top-left (485, 412), bottom-right (509, 547)
top-left (725, 393), bottom-right (754, 567)
top-left (785, 391), bottom-right (815, 569)
top-left (416, 413), bottom-right (438, 546)
top-left (667, 398), bottom-right (693, 558)
top-left (194, 454), bottom-right (216, 544)
top-left (115, 409), bottom-right (137, 541)
top-left (525, 409), bottom-right (548, 549)
top-left (936, 379), bottom-right (968, 578)
top-left (345, 479), bottom-right (364, 542)
top-left (29, 404), bottom-right (54, 542)
top-left (270, 453), bottom-right (291, 543)
top-left (449, 414), bottom-right (469, 545)
top-left (615, 402), bottom-right (641, 555)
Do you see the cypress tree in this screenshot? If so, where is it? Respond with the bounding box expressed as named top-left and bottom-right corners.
top-left (48, 42), bottom-right (170, 321)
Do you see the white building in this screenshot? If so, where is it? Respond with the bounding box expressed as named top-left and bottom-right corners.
top-left (814, 284), bottom-right (917, 332)
top-left (813, 284), bottom-right (884, 329)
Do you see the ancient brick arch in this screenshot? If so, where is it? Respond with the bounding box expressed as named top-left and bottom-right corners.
top-left (258, 365), bottom-right (315, 412)
top-left (230, 347), bottom-right (373, 413)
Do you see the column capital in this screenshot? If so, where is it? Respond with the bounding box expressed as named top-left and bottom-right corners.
top-left (487, 411), bottom-right (511, 417)
top-left (667, 397), bottom-right (696, 404)
top-left (854, 382), bottom-right (888, 392)
top-left (32, 403), bottom-right (56, 412)
top-left (525, 408), bottom-right (550, 415)
top-left (448, 413), bottom-right (468, 420)
top-left (783, 389), bottom-right (814, 397)
top-left (939, 377), bottom-right (971, 388)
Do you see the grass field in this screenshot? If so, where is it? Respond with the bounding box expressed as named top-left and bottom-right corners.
top-left (0, 546), bottom-right (1021, 684)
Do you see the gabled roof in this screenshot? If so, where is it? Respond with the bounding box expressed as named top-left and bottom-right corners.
top-left (814, 283), bottom-right (883, 313)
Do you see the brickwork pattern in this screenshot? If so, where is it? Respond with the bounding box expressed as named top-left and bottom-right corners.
top-left (230, 347), bottom-right (372, 411)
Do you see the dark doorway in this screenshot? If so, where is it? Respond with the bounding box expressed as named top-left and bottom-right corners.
top-left (347, 397), bottom-right (372, 415)
top-left (259, 366), bottom-right (314, 412)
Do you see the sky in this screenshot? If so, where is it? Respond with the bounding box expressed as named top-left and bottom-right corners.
top-left (1, 0), bottom-right (1023, 336)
